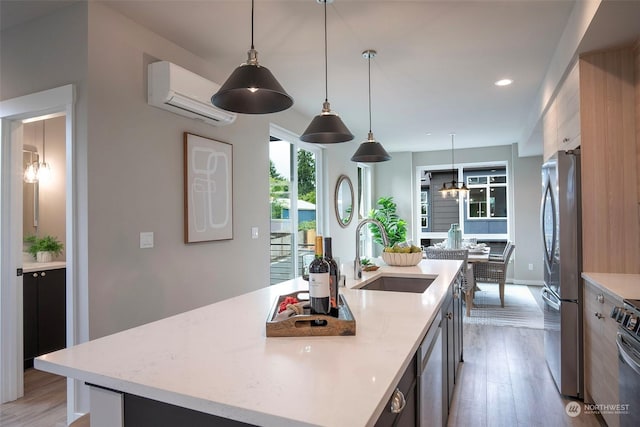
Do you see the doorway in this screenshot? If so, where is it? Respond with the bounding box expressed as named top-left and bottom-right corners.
top-left (1, 85), bottom-right (86, 423)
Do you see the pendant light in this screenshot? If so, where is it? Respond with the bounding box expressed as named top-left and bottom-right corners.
top-left (211, 0), bottom-right (293, 114)
top-left (23, 121), bottom-right (52, 183)
top-left (23, 148), bottom-right (38, 183)
top-left (350, 50), bottom-right (391, 163)
top-left (300, 0), bottom-right (353, 144)
top-left (439, 133), bottom-right (468, 199)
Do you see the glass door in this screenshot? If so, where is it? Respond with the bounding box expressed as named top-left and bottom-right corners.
top-left (269, 134), bottom-right (320, 285)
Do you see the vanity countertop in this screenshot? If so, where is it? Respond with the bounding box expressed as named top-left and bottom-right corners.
top-left (23, 261), bottom-right (67, 273)
top-left (36, 259), bottom-right (461, 427)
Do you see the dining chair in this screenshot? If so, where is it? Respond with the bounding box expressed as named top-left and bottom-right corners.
top-left (473, 243), bottom-right (515, 307)
top-left (424, 247), bottom-right (476, 316)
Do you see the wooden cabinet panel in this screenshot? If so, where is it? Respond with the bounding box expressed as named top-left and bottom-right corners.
top-left (583, 280), bottom-right (620, 427)
top-left (543, 100), bottom-right (558, 161)
top-left (557, 62), bottom-right (581, 151)
top-left (580, 46), bottom-right (640, 273)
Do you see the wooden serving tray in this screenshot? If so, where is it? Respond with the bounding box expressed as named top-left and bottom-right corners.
top-left (266, 291), bottom-right (356, 337)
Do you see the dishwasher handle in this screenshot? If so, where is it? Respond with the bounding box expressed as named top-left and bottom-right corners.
top-left (616, 332), bottom-right (640, 376)
top-left (541, 288), bottom-right (560, 311)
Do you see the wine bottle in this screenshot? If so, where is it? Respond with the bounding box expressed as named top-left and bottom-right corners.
top-left (324, 237), bottom-right (339, 311)
top-left (309, 236), bottom-right (330, 315)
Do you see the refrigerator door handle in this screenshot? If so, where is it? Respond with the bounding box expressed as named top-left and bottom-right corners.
top-left (541, 288), bottom-right (560, 311)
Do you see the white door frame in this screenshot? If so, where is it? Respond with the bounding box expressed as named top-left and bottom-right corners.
top-left (0, 84), bottom-right (87, 422)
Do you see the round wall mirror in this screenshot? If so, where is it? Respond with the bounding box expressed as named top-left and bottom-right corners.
top-left (334, 174), bottom-right (354, 228)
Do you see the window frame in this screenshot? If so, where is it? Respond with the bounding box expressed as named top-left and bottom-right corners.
top-left (466, 173), bottom-right (508, 220)
top-left (414, 160), bottom-right (510, 243)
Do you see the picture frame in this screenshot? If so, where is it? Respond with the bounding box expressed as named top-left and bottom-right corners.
top-left (184, 132), bottom-right (233, 243)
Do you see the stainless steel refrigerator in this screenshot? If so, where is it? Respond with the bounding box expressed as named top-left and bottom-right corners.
top-left (540, 149), bottom-right (582, 398)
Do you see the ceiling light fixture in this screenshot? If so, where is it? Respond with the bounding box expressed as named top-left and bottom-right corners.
top-left (494, 78), bottom-right (513, 87)
top-left (300, 0), bottom-right (353, 143)
top-left (350, 50), bottom-right (391, 163)
top-left (439, 133), bottom-right (468, 199)
top-left (23, 146), bottom-right (39, 183)
top-left (211, 0), bottom-right (293, 114)
top-left (36, 120), bottom-right (51, 182)
top-left (23, 121), bottom-right (52, 183)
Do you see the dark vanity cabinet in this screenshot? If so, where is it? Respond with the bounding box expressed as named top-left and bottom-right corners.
top-left (23, 268), bottom-right (66, 368)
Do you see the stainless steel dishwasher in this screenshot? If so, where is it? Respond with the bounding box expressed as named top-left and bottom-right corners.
top-left (418, 311), bottom-right (442, 427)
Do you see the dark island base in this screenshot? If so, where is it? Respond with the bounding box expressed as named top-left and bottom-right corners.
top-left (124, 394), bottom-right (256, 427)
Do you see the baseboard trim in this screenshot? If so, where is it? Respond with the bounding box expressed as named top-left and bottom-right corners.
top-left (507, 279), bottom-right (544, 286)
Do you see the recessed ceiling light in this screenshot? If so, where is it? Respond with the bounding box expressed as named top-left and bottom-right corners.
top-left (495, 79), bottom-right (513, 87)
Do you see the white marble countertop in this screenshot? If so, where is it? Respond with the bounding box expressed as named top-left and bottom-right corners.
top-left (582, 272), bottom-right (640, 301)
top-left (23, 261), bottom-right (67, 273)
top-left (35, 259), bottom-right (461, 427)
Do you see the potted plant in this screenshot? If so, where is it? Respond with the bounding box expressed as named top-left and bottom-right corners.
top-left (25, 235), bottom-right (64, 263)
top-left (368, 196), bottom-right (407, 247)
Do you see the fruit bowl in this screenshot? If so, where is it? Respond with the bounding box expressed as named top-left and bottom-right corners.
top-left (381, 251), bottom-right (423, 266)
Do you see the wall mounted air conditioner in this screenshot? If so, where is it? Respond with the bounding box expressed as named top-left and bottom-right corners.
top-left (147, 61), bottom-right (236, 126)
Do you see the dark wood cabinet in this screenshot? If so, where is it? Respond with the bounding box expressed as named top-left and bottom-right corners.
top-left (23, 268), bottom-right (66, 368)
top-left (375, 354), bottom-right (417, 427)
top-left (443, 271), bottom-right (463, 423)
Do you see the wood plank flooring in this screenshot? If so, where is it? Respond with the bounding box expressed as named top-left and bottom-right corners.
top-left (0, 369), bottom-right (66, 427)
top-left (1, 325), bottom-right (604, 426)
top-left (448, 324), bottom-right (603, 427)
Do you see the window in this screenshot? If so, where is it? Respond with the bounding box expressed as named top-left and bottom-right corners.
top-left (269, 127), bottom-right (323, 285)
top-left (415, 164), bottom-right (509, 242)
top-left (466, 174), bottom-right (507, 219)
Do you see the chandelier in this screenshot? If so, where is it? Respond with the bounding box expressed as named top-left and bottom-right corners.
top-left (439, 133), bottom-right (468, 199)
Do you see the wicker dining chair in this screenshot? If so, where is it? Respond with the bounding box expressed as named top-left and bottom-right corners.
top-left (424, 247), bottom-right (476, 316)
top-left (473, 243), bottom-right (515, 307)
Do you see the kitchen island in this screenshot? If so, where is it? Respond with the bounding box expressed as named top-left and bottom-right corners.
top-left (35, 259), bottom-right (462, 426)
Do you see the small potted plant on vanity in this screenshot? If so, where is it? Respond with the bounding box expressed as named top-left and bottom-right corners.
top-left (25, 235), bottom-right (64, 263)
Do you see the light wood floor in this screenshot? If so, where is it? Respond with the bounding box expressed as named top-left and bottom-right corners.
top-left (0, 368), bottom-right (66, 427)
top-left (448, 324), bottom-right (603, 427)
top-left (1, 325), bottom-right (604, 427)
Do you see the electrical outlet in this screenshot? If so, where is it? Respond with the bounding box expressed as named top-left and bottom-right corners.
top-left (251, 227), bottom-right (259, 239)
top-left (528, 263), bottom-right (534, 271)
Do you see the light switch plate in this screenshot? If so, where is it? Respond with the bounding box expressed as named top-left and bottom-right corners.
top-left (251, 227), bottom-right (259, 239)
top-left (140, 232), bottom-right (154, 249)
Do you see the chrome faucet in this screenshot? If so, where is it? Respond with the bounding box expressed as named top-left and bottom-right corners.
top-left (355, 218), bottom-right (389, 279)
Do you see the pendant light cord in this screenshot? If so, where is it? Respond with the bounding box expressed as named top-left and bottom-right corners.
top-left (42, 120), bottom-right (46, 162)
top-left (368, 54), bottom-right (372, 133)
top-left (451, 134), bottom-right (456, 183)
top-left (250, 0), bottom-right (255, 50)
top-left (324, 1), bottom-right (328, 102)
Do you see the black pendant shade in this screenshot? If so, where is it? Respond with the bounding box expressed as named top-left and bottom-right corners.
top-left (301, 102), bottom-right (353, 143)
top-left (350, 132), bottom-right (391, 162)
top-left (301, 0), bottom-right (353, 143)
top-left (351, 49), bottom-right (391, 163)
top-left (212, 50), bottom-right (293, 114)
top-left (211, 1), bottom-right (293, 115)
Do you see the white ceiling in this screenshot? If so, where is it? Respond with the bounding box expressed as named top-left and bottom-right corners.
top-left (2, 1), bottom-right (639, 154)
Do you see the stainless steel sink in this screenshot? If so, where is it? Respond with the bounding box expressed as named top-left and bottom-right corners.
top-left (356, 276), bottom-right (434, 293)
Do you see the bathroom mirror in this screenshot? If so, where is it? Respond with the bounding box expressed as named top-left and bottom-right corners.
top-left (334, 174), bottom-right (354, 228)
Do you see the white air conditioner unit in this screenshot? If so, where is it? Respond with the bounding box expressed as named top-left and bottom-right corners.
top-left (147, 61), bottom-right (236, 126)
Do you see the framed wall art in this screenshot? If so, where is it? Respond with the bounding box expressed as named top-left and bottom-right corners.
top-left (184, 132), bottom-right (233, 243)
